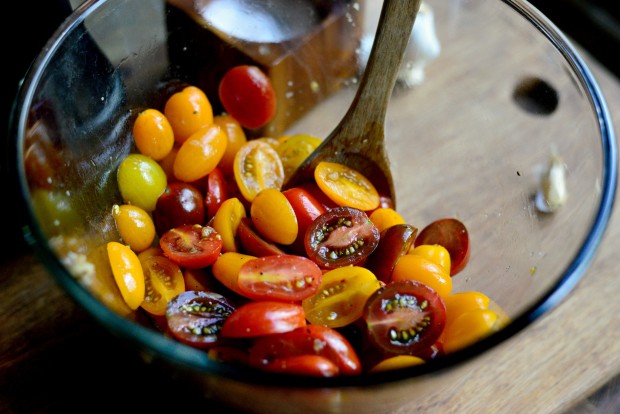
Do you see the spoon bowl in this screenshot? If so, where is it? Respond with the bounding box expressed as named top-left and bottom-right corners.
top-left (282, 0), bottom-right (423, 207)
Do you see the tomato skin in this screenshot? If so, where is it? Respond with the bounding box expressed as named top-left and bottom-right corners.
top-left (212, 197), bottom-right (247, 253)
top-left (218, 65), bottom-right (277, 129)
top-left (117, 153), bottom-right (167, 212)
top-left (164, 85), bottom-right (214, 144)
top-left (391, 254), bottom-right (452, 299)
top-left (237, 255), bottom-right (322, 302)
top-left (221, 301), bottom-right (306, 338)
top-left (132, 108), bottom-right (174, 161)
top-left (139, 254), bottom-right (186, 316)
top-left (106, 241), bottom-right (145, 310)
top-left (205, 167), bottom-right (229, 219)
top-left (276, 134), bottom-right (322, 180)
top-left (212, 252), bottom-right (257, 296)
top-left (415, 218), bottom-right (470, 276)
top-left (302, 266), bottom-right (380, 328)
top-left (305, 207), bottom-right (380, 269)
top-left (173, 124), bottom-right (228, 183)
top-left (166, 290), bottom-right (236, 349)
top-left (365, 223), bottom-right (418, 284)
top-left (237, 217), bottom-right (286, 257)
top-left (159, 224), bottom-right (223, 269)
top-left (282, 186), bottom-right (327, 255)
top-left (442, 309), bottom-right (499, 354)
top-left (314, 161), bottom-right (380, 211)
top-left (261, 355), bottom-right (340, 377)
top-left (248, 324), bottom-right (362, 375)
top-left (250, 188), bottom-right (298, 245)
top-left (411, 244), bottom-right (451, 275)
top-left (363, 280), bottom-right (447, 356)
top-left (369, 355), bottom-right (425, 373)
top-left (368, 208), bottom-right (406, 234)
top-left (213, 114), bottom-right (248, 176)
top-left (153, 182), bottom-right (206, 236)
top-left (112, 204), bottom-right (156, 252)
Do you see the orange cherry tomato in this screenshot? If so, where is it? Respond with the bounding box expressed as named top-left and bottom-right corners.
top-left (139, 254), bottom-right (185, 316)
top-left (314, 161), bottom-right (380, 211)
top-left (164, 85), bottom-right (214, 144)
top-left (212, 197), bottom-right (247, 253)
top-left (112, 204), bottom-right (156, 252)
top-left (411, 244), bottom-right (451, 275)
top-left (368, 207), bottom-right (406, 234)
top-left (173, 124), bottom-right (227, 183)
top-left (214, 114), bottom-right (248, 176)
top-left (442, 308), bottom-right (500, 354)
top-left (415, 218), bottom-right (470, 276)
top-left (212, 252), bottom-right (257, 296)
top-left (391, 254), bottom-right (452, 299)
top-left (369, 355), bottom-right (425, 373)
top-left (233, 140), bottom-right (284, 202)
top-left (106, 241), bottom-right (145, 310)
top-left (250, 188), bottom-right (298, 245)
top-left (132, 108), bottom-right (174, 161)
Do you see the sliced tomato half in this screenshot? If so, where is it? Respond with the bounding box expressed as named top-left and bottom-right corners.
top-left (160, 224), bottom-right (223, 269)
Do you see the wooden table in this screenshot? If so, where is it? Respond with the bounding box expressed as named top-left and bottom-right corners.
top-left (2, 5), bottom-right (620, 414)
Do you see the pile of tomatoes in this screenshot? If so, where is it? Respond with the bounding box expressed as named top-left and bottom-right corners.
top-left (107, 65), bottom-right (508, 377)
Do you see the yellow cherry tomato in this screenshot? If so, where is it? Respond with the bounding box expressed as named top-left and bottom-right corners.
top-left (368, 207), bottom-right (406, 233)
top-left (411, 244), bottom-right (451, 275)
top-left (106, 241), bottom-right (145, 310)
top-left (158, 145), bottom-right (179, 181)
top-left (112, 204), bottom-right (156, 252)
top-left (442, 309), bottom-right (500, 354)
top-left (212, 252), bottom-right (257, 295)
top-left (391, 254), bottom-right (452, 299)
top-left (314, 161), bottom-right (380, 211)
top-left (369, 355), bottom-right (425, 373)
top-left (233, 139), bottom-right (284, 202)
top-left (164, 85), bottom-right (213, 144)
top-left (250, 188), bottom-right (298, 245)
top-left (212, 197), bottom-right (247, 253)
top-left (214, 114), bottom-right (247, 176)
top-left (132, 108), bottom-right (174, 161)
top-left (117, 153), bottom-right (167, 212)
top-left (276, 133), bottom-right (322, 180)
top-left (139, 254), bottom-right (185, 316)
top-left (443, 291), bottom-right (490, 326)
top-left (173, 124), bottom-right (228, 182)
top-left (302, 266), bottom-right (381, 328)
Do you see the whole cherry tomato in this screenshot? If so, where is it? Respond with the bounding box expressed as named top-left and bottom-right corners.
top-left (220, 301), bottom-right (306, 338)
top-left (164, 85), bottom-right (214, 144)
top-left (218, 65), bottom-right (277, 129)
top-left (152, 182), bottom-right (205, 235)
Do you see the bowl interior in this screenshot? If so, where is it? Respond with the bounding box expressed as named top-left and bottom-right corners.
top-left (12, 0), bottom-right (617, 398)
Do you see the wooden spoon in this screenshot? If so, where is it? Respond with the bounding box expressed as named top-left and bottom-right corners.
top-left (282, 0), bottom-right (422, 208)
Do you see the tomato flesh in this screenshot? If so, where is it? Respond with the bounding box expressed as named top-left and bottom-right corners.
top-left (159, 224), bottom-right (222, 269)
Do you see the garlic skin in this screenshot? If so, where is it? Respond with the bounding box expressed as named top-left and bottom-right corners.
top-left (535, 152), bottom-right (568, 213)
top-left (358, 1), bottom-right (441, 89)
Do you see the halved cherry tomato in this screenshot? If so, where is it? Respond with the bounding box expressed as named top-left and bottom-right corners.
top-left (415, 218), bottom-right (470, 276)
top-left (220, 301), bottom-right (306, 338)
top-left (237, 255), bottom-right (322, 302)
top-left (363, 280), bottom-right (446, 356)
top-left (212, 197), bottom-right (246, 253)
top-left (305, 206), bottom-right (380, 269)
top-left (391, 254), bottom-right (452, 299)
top-left (260, 355), bottom-right (339, 377)
top-left (314, 161), bottom-right (380, 211)
top-left (442, 309), bottom-right (499, 354)
top-left (218, 65), bottom-right (277, 130)
top-left (139, 255), bottom-right (186, 316)
top-left (233, 140), bottom-right (284, 202)
top-left (152, 182), bottom-right (205, 236)
top-left (365, 223), bottom-right (418, 284)
top-left (106, 241), bottom-right (145, 310)
top-left (159, 224), bottom-right (222, 269)
top-left (276, 134), bottom-right (322, 180)
top-left (302, 266), bottom-right (380, 328)
top-left (369, 355), bottom-right (425, 373)
top-left (212, 252), bottom-right (257, 296)
top-left (166, 290), bottom-right (236, 349)
top-left (183, 267), bottom-right (217, 292)
top-left (213, 114), bottom-right (248, 176)
top-left (237, 217), bottom-right (286, 257)
top-left (248, 324), bottom-right (362, 375)
top-left (282, 186), bottom-right (327, 255)
top-left (368, 208), bottom-right (406, 233)
top-left (411, 244), bottom-right (451, 275)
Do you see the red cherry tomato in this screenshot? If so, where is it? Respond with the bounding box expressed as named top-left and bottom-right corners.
top-left (363, 280), bottom-right (447, 356)
top-left (237, 217), bottom-right (286, 257)
top-left (305, 206), bottom-right (380, 269)
top-left (259, 354), bottom-right (340, 377)
top-left (282, 186), bottom-right (327, 255)
top-left (365, 223), bottom-right (418, 283)
top-left (415, 218), bottom-right (470, 276)
top-left (237, 255), bottom-right (322, 302)
top-left (166, 290), bottom-right (236, 349)
top-left (205, 167), bottom-right (229, 219)
top-left (220, 301), bottom-right (306, 338)
top-left (218, 65), bottom-right (276, 129)
top-left (248, 324), bottom-right (362, 375)
top-left (153, 182), bottom-right (205, 235)
top-left (159, 224), bottom-right (222, 269)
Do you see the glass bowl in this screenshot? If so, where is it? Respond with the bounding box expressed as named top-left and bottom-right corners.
top-left (9, 0), bottom-right (617, 413)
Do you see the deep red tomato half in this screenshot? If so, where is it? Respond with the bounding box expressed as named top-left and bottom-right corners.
top-left (220, 301), bottom-right (306, 338)
top-left (237, 217), bottom-right (286, 257)
top-left (205, 167), bottom-right (229, 219)
top-left (153, 181), bottom-right (205, 235)
top-left (414, 218), bottom-right (470, 276)
top-left (305, 206), bottom-right (380, 269)
top-left (248, 324), bottom-right (362, 375)
top-left (218, 65), bottom-right (276, 130)
top-left (365, 223), bottom-right (418, 284)
top-left (237, 254), bottom-right (322, 302)
top-left (166, 290), bottom-right (236, 349)
top-left (160, 224), bottom-right (222, 269)
top-left (363, 280), bottom-right (447, 356)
